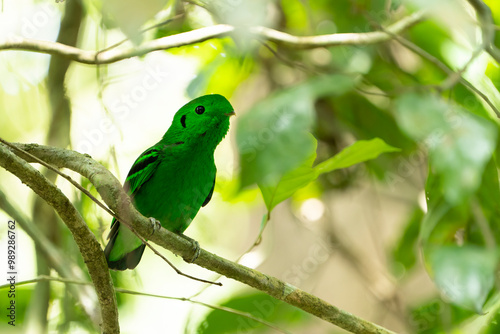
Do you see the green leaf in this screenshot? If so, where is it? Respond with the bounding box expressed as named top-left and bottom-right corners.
top-left (429, 245), bottom-right (498, 313)
top-left (237, 75), bottom-right (354, 189)
top-left (259, 151), bottom-right (317, 212)
top-left (258, 137), bottom-right (400, 212)
top-left (395, 93), bottom-right (497, 204)
top-left (314, 138), bottom-right (400, 174)
top-left (197, 292), bottom-right (310, 334)
top-left (458, 292), bottom-right (500, 334)
top-left (410, 299), bottom-right (474, 333)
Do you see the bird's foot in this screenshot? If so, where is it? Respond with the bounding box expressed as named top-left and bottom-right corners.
top-left (178, 233), bottom-right (201, 263)
top-left (149, 217), bottom-right (162, 236)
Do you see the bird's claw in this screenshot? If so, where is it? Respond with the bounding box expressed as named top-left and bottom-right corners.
top-left (149, 217), bottom-right (161, 236)
top-left (179, 234), bottom-right (201, 263)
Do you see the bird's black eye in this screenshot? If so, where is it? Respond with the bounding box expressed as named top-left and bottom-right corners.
top-left (180, 115), bottom-right (187, 128)
top-left (195, 106), bottom-right (205, 115)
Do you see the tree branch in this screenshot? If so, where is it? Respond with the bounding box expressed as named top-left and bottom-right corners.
top-left (0, 11), bottom-right (425, 65)
top-left (0, 143), bottom-right (119, 334)
top-left (254, 10), bottom-right (425, 48)
top-left (2, 141), bottom-right (397, 334)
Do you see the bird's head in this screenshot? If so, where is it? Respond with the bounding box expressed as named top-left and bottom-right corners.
top-left (164, 94), bottom-right (235, 149)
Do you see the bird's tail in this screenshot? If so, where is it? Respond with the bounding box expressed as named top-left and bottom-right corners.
top-left (104, 219), bottom-right (146, 270)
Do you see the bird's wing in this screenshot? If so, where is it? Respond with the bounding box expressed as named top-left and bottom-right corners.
top-left (123, 141), bottom-right (185, 197)
top-left (109, 142), bottom-right (184, 233)
top-left (202, 175), bottom-right (216, 207)
top-left (108, 146), bottom-right (163, 234)
top-left (123, 147), bottom-right (162, 198)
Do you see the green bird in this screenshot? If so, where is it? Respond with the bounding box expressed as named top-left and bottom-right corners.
top-left (104, 94), bottom-right (235, 270)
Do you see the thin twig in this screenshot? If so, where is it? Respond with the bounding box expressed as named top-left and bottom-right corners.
top-left (0, 275), bottom-right (291, 334)
top-left (0, 138), bottom-right (221, 286)
top-left (258, 40), bottom-right (317, 74)
top-left (189, 212), bottom-right (271, 299)
top-left (354, 85), bottom-right (393, 97)
top-left (466, 0), bottom-right (500, 64)
top-left (119, 291), bottom-right (292, 334)
top-left (471, 198), bottom-right (496, 250)
top-left (384, 30), bottom-right (500, 118)
top-left (363, 7), bottom-right (500, 117)
top-left (438, 48), bottom-right (484, 91)
top-left (98, 14), bottom-right (184, 53)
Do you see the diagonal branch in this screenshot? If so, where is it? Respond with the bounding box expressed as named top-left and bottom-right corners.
top-left (0, 11), bottom-right (425, 65)
top-left (0, 143), bottom-right (119, 334)
top-left (466, 0), bottom-right (500, 63)
top-left (381, 26), bottom-right (500, 117)
top-left (2, 141), bottom-right (397, 334)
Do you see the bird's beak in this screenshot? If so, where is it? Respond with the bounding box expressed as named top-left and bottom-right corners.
top-left (225, 111), bottom-right (236, 117)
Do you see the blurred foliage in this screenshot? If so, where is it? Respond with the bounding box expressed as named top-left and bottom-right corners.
top-left (0, 286), bottom-right (32, 327)
top-left (409, 299), bottom-right (475, 334)
top-left (196, 292), bottom-right (310, 334)
top-left (2, 0), bottom-right (500, 333)
top-left (236, 75), bottom-right (354, 189)
top-left (430, 245), bottom-right (498, 313)
top-left (391, 205), bottom-right (423, 273)
top-left (396, 93), bottom-right (497, 204)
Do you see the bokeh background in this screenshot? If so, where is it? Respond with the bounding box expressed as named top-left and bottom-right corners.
top-left (1, 0), bottom-right (500, 333)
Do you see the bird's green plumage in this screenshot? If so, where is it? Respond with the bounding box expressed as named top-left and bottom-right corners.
top-left (104, 94), bottom-right (234, 270)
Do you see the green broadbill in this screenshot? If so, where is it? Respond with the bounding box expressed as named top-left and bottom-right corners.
top-left (104, 94), bottom-right (234, 270)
